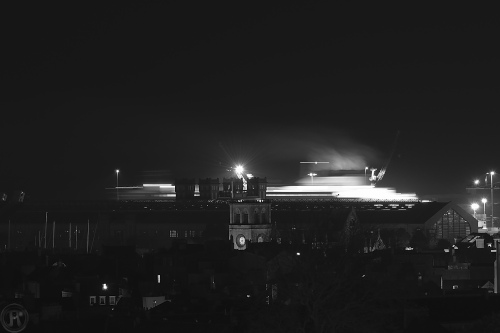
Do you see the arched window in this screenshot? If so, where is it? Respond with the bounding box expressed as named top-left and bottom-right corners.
top-left (234, 209), bottom-right (241, 224)
top-left (243, 209), bottom-right (249, 224)
top-left (261, 208), bottom-right (267, 224)
top-left (254, 209), bottom-right (260, 224)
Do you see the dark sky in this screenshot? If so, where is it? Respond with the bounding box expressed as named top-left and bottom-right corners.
top-left (1, 2), bottom-right (499, 201)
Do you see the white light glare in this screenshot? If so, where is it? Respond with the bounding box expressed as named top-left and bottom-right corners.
top-left (235, 165), bottom-right (244, 174)
top-left (143, 184), bottom-right (173, 187)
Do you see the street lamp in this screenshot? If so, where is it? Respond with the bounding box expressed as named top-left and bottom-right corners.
top-left (490, 171), bottom-right (495, 223)
top-left (365, 166), bottom-right (368, 185)
top-left (115, 169), bottom-right (120, 201)
top-left (307, 173), bottom-right (317, 184)
top-left (482, 198), bottom-right (487, 215)
top-left (474, 179), bottom-right (480, 187)
top-left (471, 203), bottom-right (479, 218)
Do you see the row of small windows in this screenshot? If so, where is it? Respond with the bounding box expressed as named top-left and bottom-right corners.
top-left (114, 230), bottom-right (202, 238)
top-left (234, 213), bottom-right (268, 224)
top-left (169, 230), bottom-right (199, 238)
top-left (233, 208), bottom-right (268, 224)
top-left (90, 295), bottom-right (116, 306)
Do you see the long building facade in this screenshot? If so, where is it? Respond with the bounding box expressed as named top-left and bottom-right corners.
top-left (0, 177), bottom-right (479, 254)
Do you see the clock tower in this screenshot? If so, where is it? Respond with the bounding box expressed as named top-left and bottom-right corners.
top-left (229, 199), bottom-right (272, 250)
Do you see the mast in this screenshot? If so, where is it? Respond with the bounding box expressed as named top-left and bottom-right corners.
top-left (8, 220), bottom-right (11, 250)
top-left (52, 221), bottom-right (55, 249)
top-left (90, 216), bottom-right (99, 253)
top-left (44, 212), bottom-right (48, 249)
top-left (87, 219), bottom-right (90, 254)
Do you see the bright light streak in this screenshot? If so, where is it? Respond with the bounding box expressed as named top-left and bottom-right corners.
top-left (266, 184), bottom-right (417, 200)
top-left (143, 184), bottom-right (173, 187)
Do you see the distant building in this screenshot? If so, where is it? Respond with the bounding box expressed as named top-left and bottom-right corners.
top-left (229, 199), bottom-right (272, 250)
top-left (0, 177), bottom-right (479, 254)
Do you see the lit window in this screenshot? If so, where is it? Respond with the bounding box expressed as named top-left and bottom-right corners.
top-left (170, 230), bottom-right (177, 238)
top-left (109, 296), bottom-right (116, 305)
top-left (99, 296), bottom-right (106, 305)
top-left (89, 296), bottom-right (96, 306)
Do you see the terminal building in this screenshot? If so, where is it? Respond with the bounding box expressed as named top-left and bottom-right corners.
top-left (0, 176), bottom-right (481, 254)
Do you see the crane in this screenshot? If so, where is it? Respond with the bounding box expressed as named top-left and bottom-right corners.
top-left (369, 130), bottom-right (400, 187)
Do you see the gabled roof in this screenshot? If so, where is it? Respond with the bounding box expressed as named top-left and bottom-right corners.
top-left (356, 201), bottom-right (449, 225)
top-left (355, 201), bottom-right (478, 233)
top-left (424, 202), bottom-right (478, 233)
top-left (356, 202), bottom-right (477, 232)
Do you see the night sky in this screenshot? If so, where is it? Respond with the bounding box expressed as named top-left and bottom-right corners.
top-left (1, 3), bottom-right (499, 201)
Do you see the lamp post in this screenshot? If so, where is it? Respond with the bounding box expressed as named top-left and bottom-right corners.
top-left (482, 198), bottom-right (487, 216)
top-left (490, 171), bottom-right (495, 224)
top-left (471, 203), bottom-right (479, 218)
top-left (365, 166), bottom-right (368, 185)
top-left (307, 173), bottom-right (317, 184)
top-left (115, 169), bottom-right (120, 201)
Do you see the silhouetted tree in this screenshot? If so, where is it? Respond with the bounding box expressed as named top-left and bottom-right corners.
top-left (395, 228), bottom-right (411, 249)
top-left (246, 253), bottom-right (399, 333)
top-left (410, 228), bottom-right (428, 250)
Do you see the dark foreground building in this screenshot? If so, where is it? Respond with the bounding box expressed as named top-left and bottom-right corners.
top-left (0, 177), bottom-right (493, 332)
